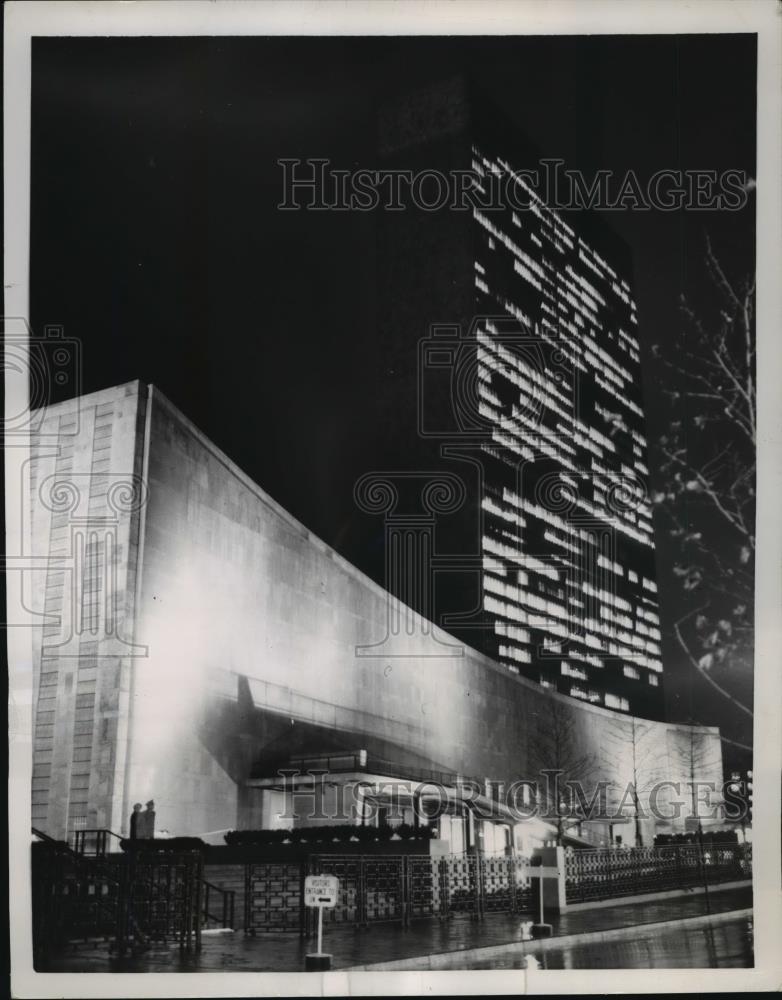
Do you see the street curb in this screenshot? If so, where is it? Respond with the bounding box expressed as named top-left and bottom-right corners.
top-left (344, 907), bottom-right (753, 971)
top-left (565, 878), bottom-right (752, 911)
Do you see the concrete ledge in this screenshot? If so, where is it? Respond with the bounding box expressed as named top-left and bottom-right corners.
top-left (564, 878), bottom-right (752, 912)
top-left (346, 907), bottom-right (753, 971)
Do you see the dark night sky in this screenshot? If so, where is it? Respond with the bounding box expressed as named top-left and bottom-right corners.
top-left (30, 34), bottom-right (756, 767)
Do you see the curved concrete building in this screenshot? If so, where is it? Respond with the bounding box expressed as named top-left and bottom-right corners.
top-left (28, 381), bottom-right (724, 848)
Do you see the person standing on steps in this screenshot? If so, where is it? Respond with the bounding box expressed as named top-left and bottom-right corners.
top-left (143, 800), bottom-right (156, 840)
top-left (129, 802), bottom-right (143, 839)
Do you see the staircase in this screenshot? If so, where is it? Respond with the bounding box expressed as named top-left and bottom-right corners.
top-left (203, 863), bottom-right (245, 930)
top-left (31, 827), bottom-right (236, 961)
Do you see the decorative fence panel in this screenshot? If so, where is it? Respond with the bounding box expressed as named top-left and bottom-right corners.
top-left (406, 856), bottom-right (442, 920)
top-left (565, 843), bottom-right (752, 904)
top-left (244, 861), bottom-right (305, 933)
top-left (443, 855), bottom-right (480, 917)
top-left (480, 855), bottom-right (534, 915)
top-left (309, 855), bottom-right (362, 926)
top-left (362, 856), bottom-right (406, 923)
top-left (117, 852), bottom-right (203, 951)
top-left (308, 854), bottom-right (406, 927)
top-left (243, 853), bottom-right (536, 935)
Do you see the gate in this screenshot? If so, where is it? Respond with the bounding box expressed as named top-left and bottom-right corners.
top-left (310, 854), bottom-right (406, 928)
top-left (115, 850), bottom-right (204, 953)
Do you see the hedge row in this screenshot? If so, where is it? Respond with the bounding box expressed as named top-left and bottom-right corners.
top-left (653, 830), bottom-right (740, 846)
top-left (224, 823), bottom-right (436, 846)
top-left (119, 836), bottom-right (207, 852)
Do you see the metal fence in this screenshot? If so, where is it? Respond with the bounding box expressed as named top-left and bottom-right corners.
top-left (244, 861), bottom-right (306, 933)
top-left (116, 852), bottom-right (204, 952)
top-left (244, 854), bottom-right (534, 934)
top-left (565, 843), bottom-right (752, 904)
top-left (32, 833), bottom-right (235, 962)
top-left (32, 843), bottom-right (122, 952)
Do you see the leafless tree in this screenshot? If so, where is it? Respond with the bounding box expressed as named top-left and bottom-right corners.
top-left (651, 235), bottom-right (755, 743)
top-left (673, 719), bottom-right (725, 911)
top-left (674, 720), bottom-right (724, 834)
top-left (602, 714), bottom-right (664, 847)
top-left (528, 698), bottom-right (597, 845)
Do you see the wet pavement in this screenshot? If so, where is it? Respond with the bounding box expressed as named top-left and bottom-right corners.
top-left (464, 914), bottom-right (753, 969)
top-left (36, 884), bottom-right (752, 973)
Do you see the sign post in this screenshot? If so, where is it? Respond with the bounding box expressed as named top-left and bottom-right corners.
top-left (527, 860), bottom-right (559, 938)
top-left (304, 874), bottom-right (339, 971)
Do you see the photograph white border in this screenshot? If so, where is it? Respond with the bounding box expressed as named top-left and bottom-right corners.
top-left (6, 1), bottom-right (781, 995)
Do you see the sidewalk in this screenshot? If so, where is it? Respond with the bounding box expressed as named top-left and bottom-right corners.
top-left (37, 884), bottom-right (752, 973)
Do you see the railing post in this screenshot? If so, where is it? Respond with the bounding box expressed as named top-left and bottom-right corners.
top-left (358, 857), bottom-right (368, 929)
top-left (402, 855), bottom-right (410, 928)
top-left (566, 849), bottom-right (575, 905)
top-left (194, 854), bottom-right (203, 952)
top-left (474, 855), bottom-right (484, 921)
top-left (244, 863), bottom-right (251, 935)
top-left (440, 857), bottom-right (450, 920)
top-left (182, 858), bottom-right (191, 950)
top-left (701, 839), bottom-right (710, 890)
top-left (115, 855), bottom-right (129, 955)
top-left (299, 860), bottom-right (307, 939)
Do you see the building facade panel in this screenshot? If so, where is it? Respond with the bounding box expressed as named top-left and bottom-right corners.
top-left (28, 381), bottom-right (146, 836)
top-left (471, 148), bottom-right (664, 715)
top-left (377, 78), bottom-right (665, 717)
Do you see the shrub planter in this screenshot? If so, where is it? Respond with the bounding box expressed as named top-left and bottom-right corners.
top-left (119, 836), bottom-right (207, 854)
top-left (208, 834), bottom-right (447, 866)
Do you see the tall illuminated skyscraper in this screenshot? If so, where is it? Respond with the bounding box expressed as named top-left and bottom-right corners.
top-left (378, 77), bottom-right (665, 718)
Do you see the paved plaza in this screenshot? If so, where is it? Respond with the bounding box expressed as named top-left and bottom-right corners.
top-left (36, 884), bottom-right (752, 973)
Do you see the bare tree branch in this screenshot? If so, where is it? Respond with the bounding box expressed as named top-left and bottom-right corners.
top-left (673, 611), bottom-right (753, 720)
top-left (720, 734), bottom-right (753, 752)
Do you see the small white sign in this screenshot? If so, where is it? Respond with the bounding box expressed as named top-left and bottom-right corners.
top-left (304, 874), bottom-right (339, 908)
top-left (527, 865), bottom-right (561, 878)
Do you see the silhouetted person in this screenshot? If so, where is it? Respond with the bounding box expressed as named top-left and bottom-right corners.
top-left (143, 800), bottom-right (156, 840)
top-left (129, 802), bottom-right (143, 839)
